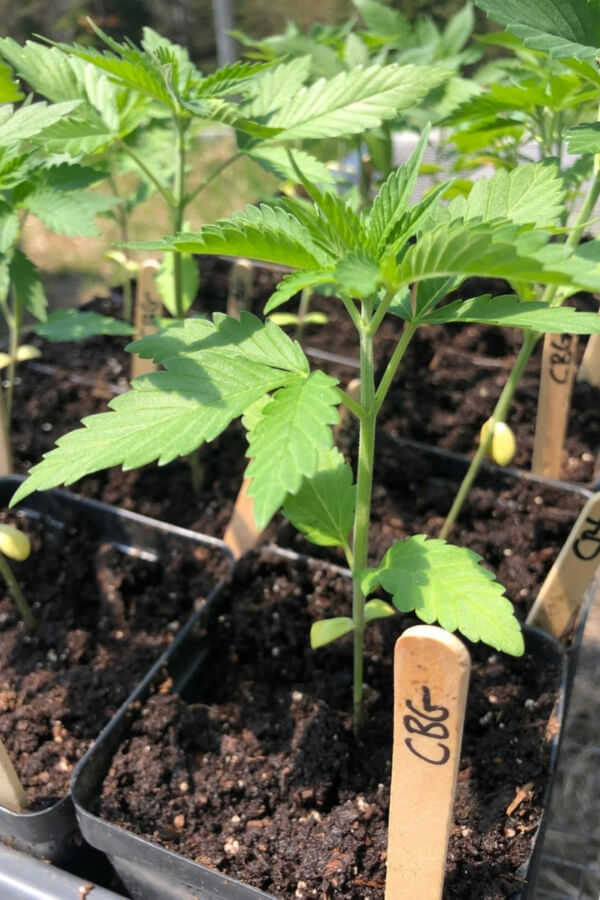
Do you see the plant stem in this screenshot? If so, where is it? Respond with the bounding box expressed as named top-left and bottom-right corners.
top-left (117, 140), bottom-right (173, 207)
top-left (172, 119), bottom-right (187, 319)
top-left (294, 287), bottom-right (312, 341)
top-left (374, 321), bottom-right (417, 414)
top-left (351, 303), bottom-right (376, 729)
top-left (0, 553), bottom-right (34, 629)
top-left (439, 330), bottom-right (539, 540)
top-left (185, 151), bottom-right (242, 206)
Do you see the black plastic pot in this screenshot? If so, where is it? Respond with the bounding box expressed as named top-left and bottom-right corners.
top-left (70, 534), bottom-right (587, 900)
top-left (0, 475), bottom-right (232, 875)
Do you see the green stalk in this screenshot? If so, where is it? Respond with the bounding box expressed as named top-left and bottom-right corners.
top-left (172, 119), bottom-right (187, 319)
top-left (0, 553), bottom-right (34, 629)
top-left (351, 302), bottom-right (376, 729)
top-left (294, 287), bottom-right (312, 341)
top-left (439, 330), bottom-right (539, 540)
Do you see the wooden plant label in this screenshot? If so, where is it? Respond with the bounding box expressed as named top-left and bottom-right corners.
top-left (223, 478), bottom-right (261, 559)
top-left (385, 625), bottom-right (470, 900)
top-left (578, 332), bottom-right (600, 387)
top-left (131, 259), bottom-right (162, 380)
top-left (226, 259), bottom-right (255, 319)
top-left (0, 395), bottom-right (12, 476)
top-left (531, 332), bottom-right (578, 479)
top-left (0, 738), bottom-right (27, 811)
top-left (526, 492), bottom-right (600, 637)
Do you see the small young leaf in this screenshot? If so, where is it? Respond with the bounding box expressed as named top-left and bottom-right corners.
top-left (310, 616), bottom-right (355, 649)
top-left (283, 447), bottom-right (355, 548)
top-left (366, 126), bottom-right (431, 254)
top-left (359, 535), bottom-right (524, 656)
top-left (246, 370), bottom-right (340, 528)
top-left (333, 255), bottom-right (381, 299)
top-left (264, 270), bottom-right (334, 315)
top-left (364, 598), bottom-right (396, 621)
top-left (35, 310), bottom-right (134, 341)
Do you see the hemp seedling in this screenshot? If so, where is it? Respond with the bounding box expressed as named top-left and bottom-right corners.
top-left (0, 522), bottom-right (33, 628)
top-left (12, 132), bottom-right (600, 724)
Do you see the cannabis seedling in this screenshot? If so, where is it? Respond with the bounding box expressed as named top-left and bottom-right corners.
top-left (12, 133), bottom-right (600, 725)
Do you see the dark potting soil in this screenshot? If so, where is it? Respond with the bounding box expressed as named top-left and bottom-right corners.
top-left (98, 549), bottom-right (562, 900)
top-left (0, 507), bottom-right (229, 810)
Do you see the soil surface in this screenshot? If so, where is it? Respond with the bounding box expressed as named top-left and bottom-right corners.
top-left (99, 549), bottom-right (563, 900)
top-left (0, 505), bottom-right (229, 809)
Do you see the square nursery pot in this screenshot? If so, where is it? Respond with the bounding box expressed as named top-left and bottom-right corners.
top-left (0, 475), bottom-right (232, 880)
top-left (70, 464), bottom-right (595, 900)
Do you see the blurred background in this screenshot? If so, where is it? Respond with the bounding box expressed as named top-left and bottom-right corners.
top-left (0, 0), bottom-right (489, 70)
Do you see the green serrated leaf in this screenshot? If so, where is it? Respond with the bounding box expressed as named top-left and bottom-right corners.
top-left (9, 249), bottom-right (46, 320)
top-left (283, 447), bottom-right (355, 548)
top-left (268, 63), bottom-right (449, 141)
top-left (0, 100), bottom-right (81, 146)
top-left (155, 252), bottom-right (199, 317)
top-left (566, 122), bottom-right (600, 155)
top-left (393, 220), bottom-right (600, 293)
top-left (35, 309), bottom-right (134, 341)
top-left (170, 204), bottom-right (332, 270)
top-left (129, 311), bottom-right (309, 375)
top-left (310, 616), bottom-right (355, 649)
top-left (449, 161), bottom-right (565, 227)
top-left (22, 184), bottom-right (118, 237)
top-left (246, 370), bottom-right (340, 528)
top-left (360, 535), bottom-right (524, 656)
top-left (474, 0), bottom-right (600, 60)
top-left (366, 126), bottom-right (431, 253)
top-left (11, 352), bottom-right (300, 506)
top-left (424, 294), bottom-right (600, 333)
top-left (0, 60), bottom-right (22, 104)
top-left (244, 57), bottom-right (312, 117)
top-left (0, 208), bottom-right (18, 253)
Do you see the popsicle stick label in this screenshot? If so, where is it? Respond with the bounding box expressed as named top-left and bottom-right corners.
top-left (531, 332), bottom-right (578, 479)
top-left (578, 332), bottom-right (600, 387)
top-left (0, 739), bottom-right (27, 812)
top-left (526, 492), bottom-right (600, 637)
top-left (223, 478), bottom-right (262, 559)
top-left (385, 625), bottom-right (470, 900)
top-left (131, 259), bottom-right (162, 380)
top-left (226, 260), bottom-right (255, 319)
top-left (0, 408), bottom-right (12, 475)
